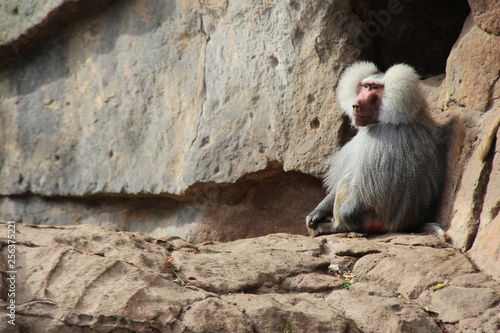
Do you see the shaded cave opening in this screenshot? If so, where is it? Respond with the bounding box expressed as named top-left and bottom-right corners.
top-left (352, 0), bottom-right (471, 76)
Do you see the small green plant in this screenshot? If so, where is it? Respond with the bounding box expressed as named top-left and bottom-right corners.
top-left (341, 281), bottom-right (354, 289)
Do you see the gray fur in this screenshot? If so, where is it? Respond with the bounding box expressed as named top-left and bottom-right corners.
top-left (306, 62), bottom-right (446, 236)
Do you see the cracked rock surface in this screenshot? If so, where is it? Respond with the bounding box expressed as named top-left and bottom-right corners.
top-left (1, 223), bottom-right (499, 332)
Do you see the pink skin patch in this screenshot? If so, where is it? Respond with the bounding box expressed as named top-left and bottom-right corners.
top-left (352, 82), bottom-right (383, 127)
top-left (363, 218), bottom-right (387, 233)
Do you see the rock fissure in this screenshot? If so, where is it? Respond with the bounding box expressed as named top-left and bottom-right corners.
top-left (465, 134), bottom-right (496, 250)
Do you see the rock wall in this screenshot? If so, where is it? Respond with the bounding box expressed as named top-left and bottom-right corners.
top-left (0, 0), bottom-right (476, 243)
top-left (1, 0), bottom-right (364, 241)
top-left (0, 0), bottom-right (497, 260)
top-left (440, 6), bottom-right (500, 281)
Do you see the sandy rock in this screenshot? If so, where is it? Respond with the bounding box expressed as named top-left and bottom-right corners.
top-left (469, 214), bottom-right (500, 281)
top-left (0, 0), bottom-right (358, 199)
top-left (457, 307), bottom-right (500, 332)
top-left (2, 223), bottom-right (500, 332)
top-left (469, 0), bottom-right (500, 35)
top-left (320, 234), bottom-right (389, 258)
top-left (223, 293), bottom-right (362, 333)
top-left (179, 298), bottom-right (254, 333)
top-left (0, 0), bottom-right (113, 64)
top-left (12, 223), bottom-right (177, 275)
top-left (353, 243), bottom-right (475, 299)
top-left (468, 118), bottom-right (500, 280)
top-left (445, 15), bottom-right (500, 112)
top-left (477, 119), bottom-right (500, 229)
top-left (327, 290), bottom-right (442, 333)
top-left (348, 281), bottom-right (398, 298)
top-left (280, 273), bottom-right (344, 292)
top-left (446, 110), bottom-right (500, 250)
top-left (173, 234), bottom-right (330, 293)
top-left (422, 74), bottom-right (446, 112)
top-left (192, 171), bottom-right (324, 242)
top-left (417, 285), bottom-right (498, 323)
top-left (7, 244), bottom-right (208, 331)
top-left (0, 0), bottom-right (209, 197)
top-left (0, 172), bottom-right (324, 243)
top-left (0, 0), bottom-right (354, 242)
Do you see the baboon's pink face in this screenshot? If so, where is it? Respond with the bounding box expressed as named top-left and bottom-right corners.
top-left (352, 82), bottom-right (384, 127)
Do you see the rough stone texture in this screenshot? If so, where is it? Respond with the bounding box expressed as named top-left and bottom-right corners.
top-left (417, 285), bottom-right (498, 323)
top-left (443, 13), bottom-right (500, 252)
top-left (0, 0), bottom-right (113, 65)
top-left (0, 0), bottom-right (360, 199)
top-left (0, 0), bottom-right (473, 244)
top-left (327, 291), bottom-right (442, 333)
top-left (444, 115), bottom-right (496, 250)
top-left (222, 293), bottom-right (362, 333)
top-left (2, 223), bottom-right (500, 332)
top-left (467, 119), bottom-right (500, 280)
top-left (477, 123), bottom-right (500, 229)
top-left (469, 0), bottom-right (500, 35)
top-left (0, 0), bottom-right (64, 45)
top-left (445, 15), bottom-right (500, 113)
top-left (0, 171), bottom-right (323, 242)
top-left (0, 0), bottom-right (360, 242)
top-left (0, 0), bottom-right (210, 197)
top-left (173, 233), bottom-right (331, 293)
top-left (353, 244), bottom-right (476, 299)
top-left (470, 214), bottom-right (500, 281)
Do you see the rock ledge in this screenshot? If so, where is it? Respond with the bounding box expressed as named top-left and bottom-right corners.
top-left (1, 223), bottom-right (498, 332)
